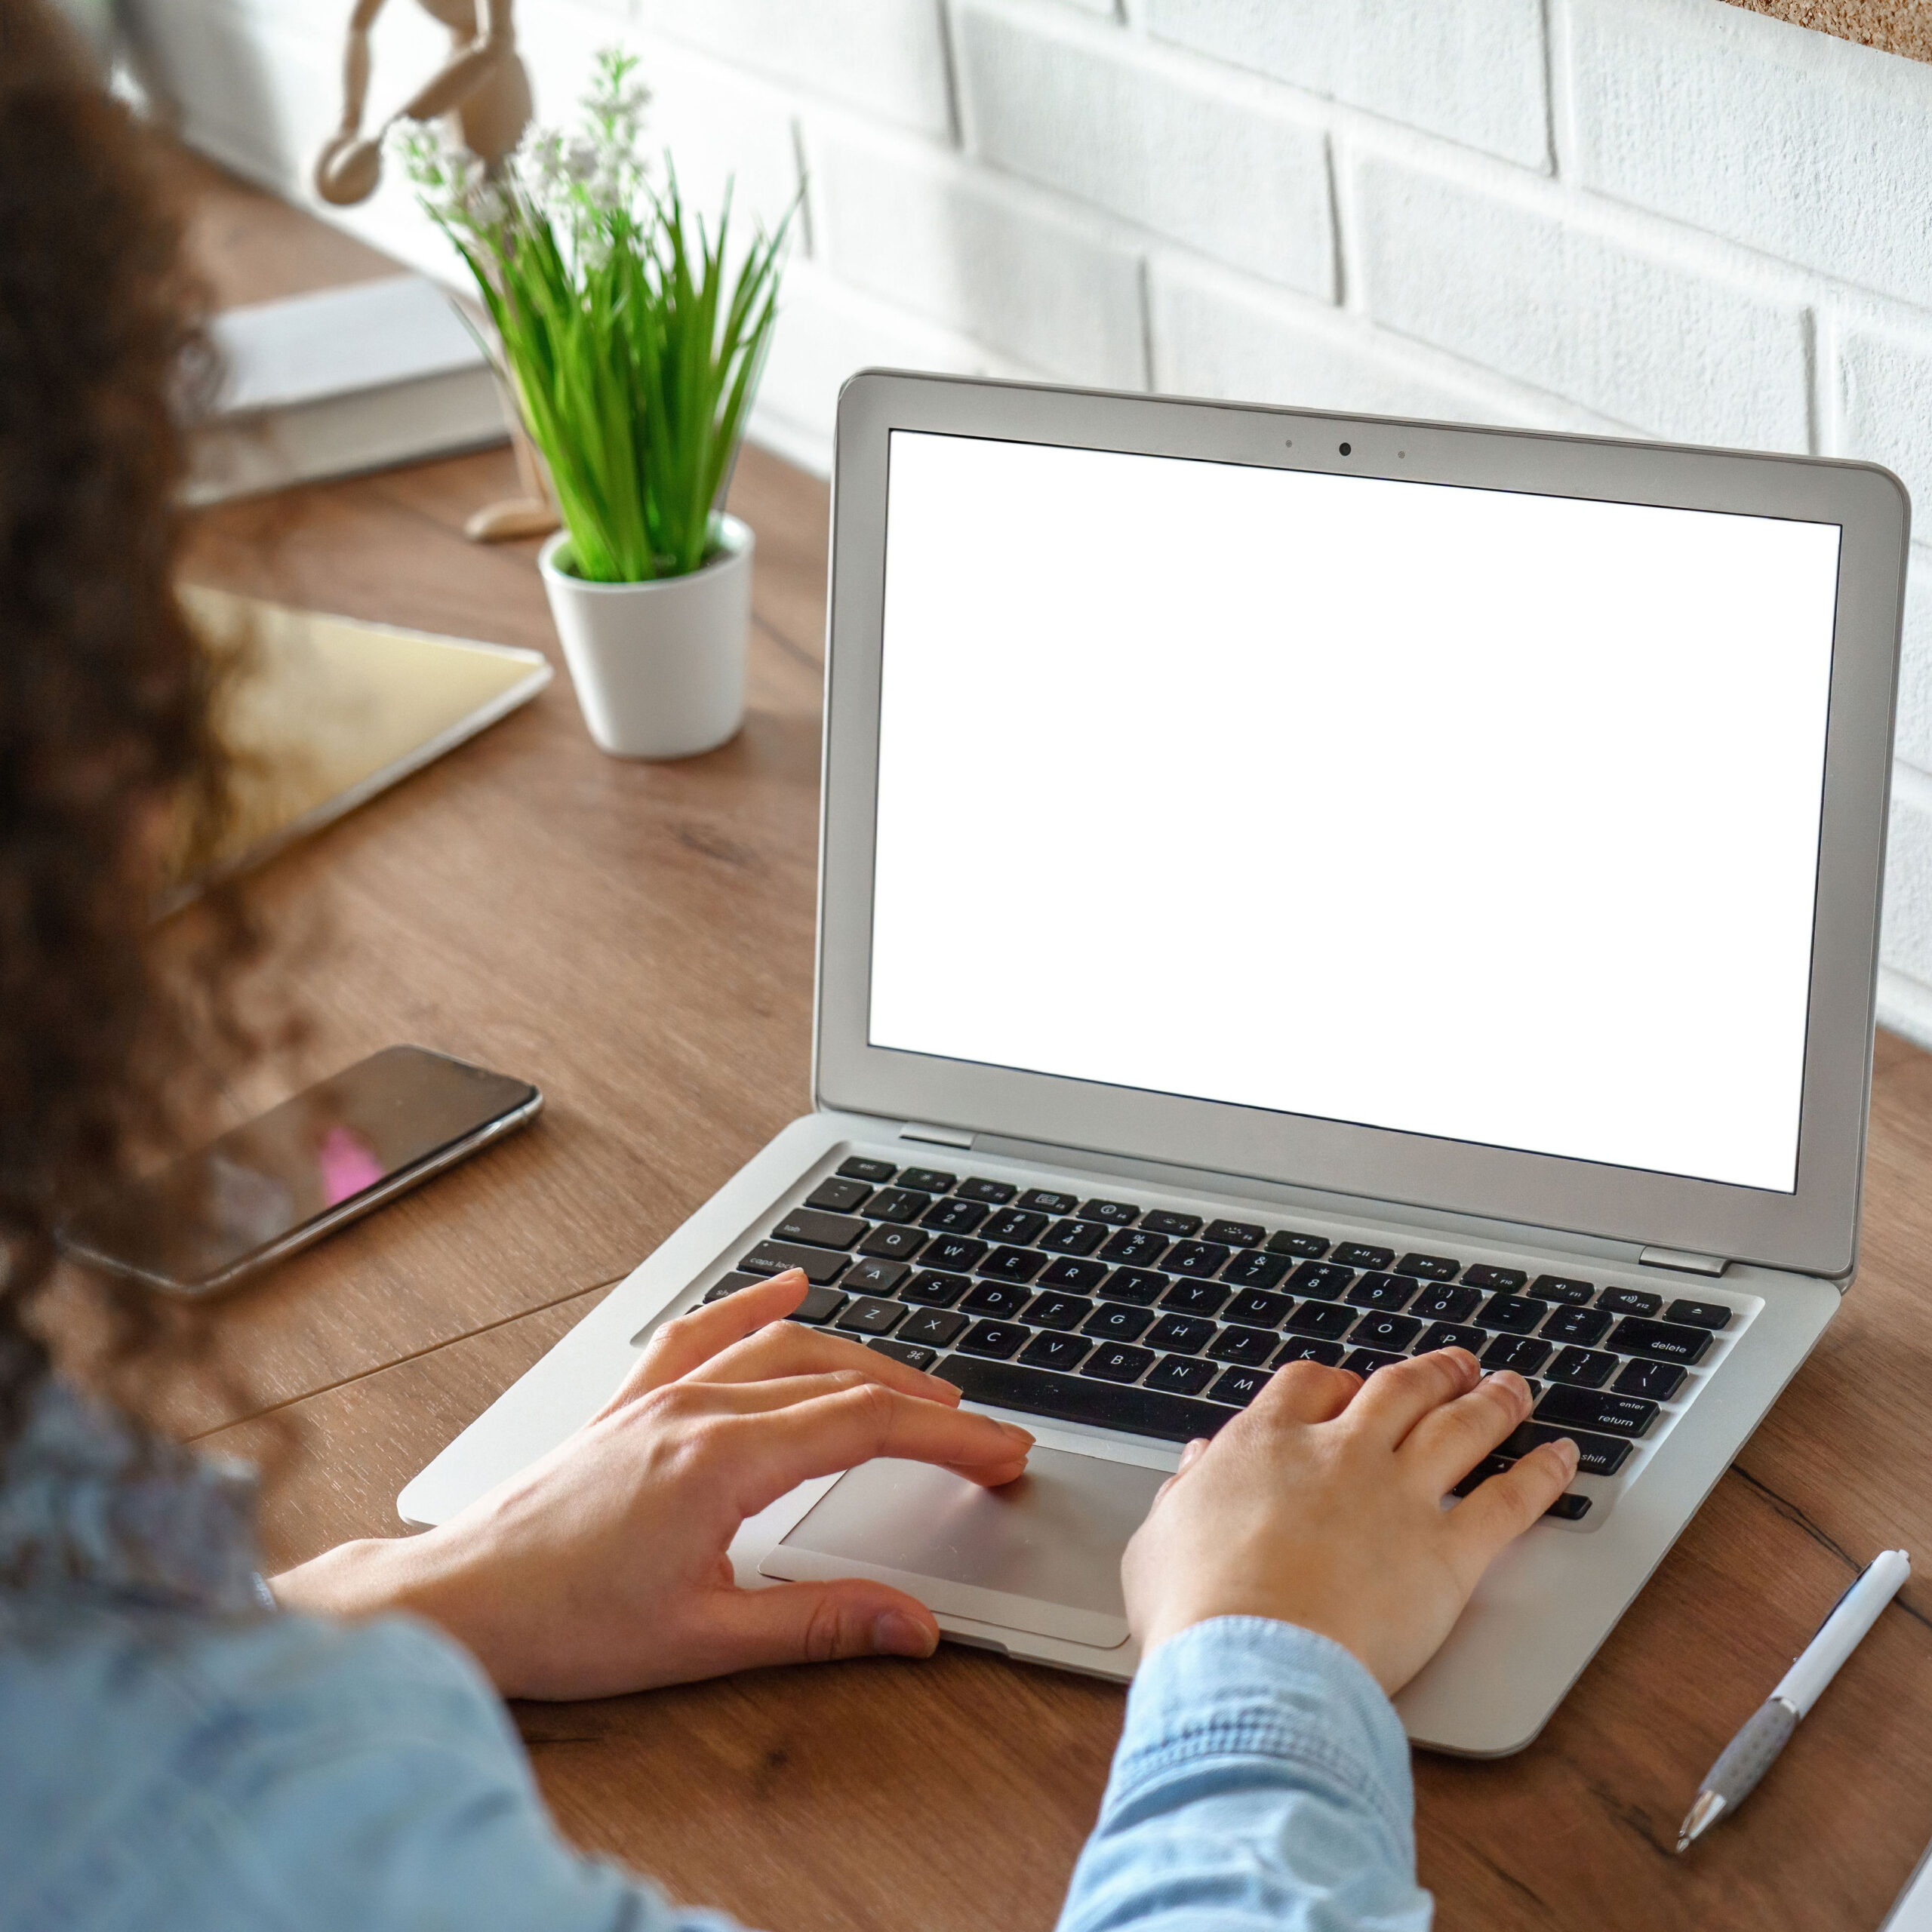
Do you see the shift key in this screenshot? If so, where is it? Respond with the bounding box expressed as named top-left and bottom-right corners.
top-left (1500, 1420), bottom-right (1633, 1477)
top-left (739, 1239), bottom-right (851, 1285)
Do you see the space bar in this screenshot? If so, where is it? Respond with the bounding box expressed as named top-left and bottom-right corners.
top-left (935, 1358), bottom-right (1236, 1444)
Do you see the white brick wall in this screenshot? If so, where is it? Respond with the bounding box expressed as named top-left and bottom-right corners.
top-left (131, 0), bottom-right (1932, 1045)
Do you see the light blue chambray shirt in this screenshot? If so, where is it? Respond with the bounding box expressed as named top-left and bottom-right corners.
top-left (0, 1381), bottom-right (1433, 1932)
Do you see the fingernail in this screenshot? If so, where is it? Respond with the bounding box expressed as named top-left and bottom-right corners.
top-left (999, 1423), bottom-right (1035, 1447)
top-left (874, 1610), bottom-right (937, 1658)
top-left (1485, 1369), bottom-right (1528, 1407)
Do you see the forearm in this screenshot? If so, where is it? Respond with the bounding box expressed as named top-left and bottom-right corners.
top-left (1060, 1618), bottom-right (1433, 1932)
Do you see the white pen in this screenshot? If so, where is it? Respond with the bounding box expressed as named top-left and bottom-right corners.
top-left (1678, 1548), bottom-right (1912, 1852)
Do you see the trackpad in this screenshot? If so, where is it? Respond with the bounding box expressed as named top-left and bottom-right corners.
top-left (758, 1447), bottom-right (1165, 1651)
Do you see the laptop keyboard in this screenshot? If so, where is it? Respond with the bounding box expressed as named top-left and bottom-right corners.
top-left (702, 1155), bottom-right (1754, 1527)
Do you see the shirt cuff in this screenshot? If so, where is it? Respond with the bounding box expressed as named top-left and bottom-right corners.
top-left (1103, 1616), bottom-right (1416, 1866)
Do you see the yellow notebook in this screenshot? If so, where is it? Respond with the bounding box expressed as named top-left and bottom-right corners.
top-left (167, 586), bottom-right (551, 906)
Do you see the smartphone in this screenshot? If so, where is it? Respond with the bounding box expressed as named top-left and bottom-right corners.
top-left (61, 1045), bottom-right (542, 1297)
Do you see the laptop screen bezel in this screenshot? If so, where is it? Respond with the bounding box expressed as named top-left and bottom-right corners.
top-left (814, 372), bottom-right (1909, 1279)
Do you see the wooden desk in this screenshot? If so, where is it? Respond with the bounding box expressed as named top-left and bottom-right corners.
top-left (174, 156), bottom-right (1932, 1932)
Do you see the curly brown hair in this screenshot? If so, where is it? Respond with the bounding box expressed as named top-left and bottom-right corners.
top-left (0, 0), bottom-right (255, 1447)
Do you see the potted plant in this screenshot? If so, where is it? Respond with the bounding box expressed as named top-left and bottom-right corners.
top-left (404, 52), bottom-right (787, 759)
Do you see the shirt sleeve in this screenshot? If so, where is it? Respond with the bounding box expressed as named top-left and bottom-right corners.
top-left (1057, 1617), bottom-right (1434, 1932)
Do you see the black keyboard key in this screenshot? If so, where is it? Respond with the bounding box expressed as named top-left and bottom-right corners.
top-left (703, 1272), bottom-right (768, 1303)
top-left (922, 1196), bottom-right (989, 1235)
top-left (1165, 1240), bottom-right (1234, 1278)
top-left (1500, 1419), bottom-right (1632, 1476)
top-left (835, 1296), bottom-right (906, 1336)
top-left (1210, 1365), bottom-right (1275, 1404)
top-left (1607, 1317), bottom-right (1711, 1366)
top-left (937, 1356), bottom-right (1232, 1441)
top-left (1548, 1346), bottom-right (1617, 1388)
top-left (1351, 1312), bottom-right (1421, 1352)
top-left (1395, 1253), bottom-right (1460, 1280)
top-left (1537, 1386), bottom-right (1659, 1438)
top-left (1100, 1228), bottom-right (1171, 1269)
top-left (1345, 1348), bottom-right (1404, 1377)
top-left (1463, 1264), bottom-right (1528, 1292)
top-left (1613, 1357), bottom-right (1687, 1401)
top-left (1146, 1313), bottom-right (1217, 1354)
top-left (1208, 1324), bottom-right (1279, 1366)
top-left (1347, 1272), bottom-right (1419, 1312)
top-left (980, 1208), bottom-right (1050, 1245)
top-left (1545, 1493), bottom-right (1592, 1521)
top-left (1142, 1210), bottom-right (1202, 1238)
top-left (1161, 1279), bottom-right (1232, 1318)
top-left (900, 1167), bottom-right (957, 1195)
top-left (740, 1240), bottom-right (849, 1286)
top-left (957, 1319), bottom-right (1030, 1360)
top-left (1081, 1198), bottom-right (1141, 1226)
top-left (838, 1157), bottom-right (897, 1183)
top-left (1018, 1189), bottom-right (1078, 1214)
top-left (900, 1269), bottom-right (971, 1306)
top-left (1288, 1261), bottom-right (1352, 1300)
top-left (1478, 1293), bottom-right (1549, 1334)
top-left (1027, 1292), bottom-right (1097, 1332)
top-left (1666, 1299), bottom-right (1733, 1331)
top-left (866, 1186), bottom-right (932, 1224)
top-left (1284, 1300), bottom-right (1355, 1338)
top-left (841, 1257), bottom-right (910, 1297)
top-left (1040, 1218), bottom-right (1109, 1257)
top-left (1019, 1331), bottom-right (1091, 1372)
top-left (868, 1337), bottom-right (937, 1371)
top-left (1541, 1304), bottom-right (1611, 1346)
top-left (977, 1245), bottom-right (1048, 1284)
top-left (1411, 1284), bottom-right (1481, 1324)
top-left (771, 1208), bottom-right (867, 1250)
top-left (1100, 1268), bottom-right (1170, 1306)
top-left (963, 1280), bottom-right (1034, 1318)
top-left (1416, 1322), bottom-right (1488, 1355)
top-left (1268, 1229), bottom-right (1331, 1259)
top-left (806, 1177), bottom-right (873, 1214)
top-left (957, 1177), bottom-right (1017, 1204)
top-left (1482, 1334), bottom-right (1551, 1375)
top-left (1037, 1256), bottom-right (1108, 1292)
top-left (1221, 1249), bottom-right (1293, 1291)
top-left (1333, 1242), bottom-right (1395, 1269)
top-left (1084, 1343), bottom-right (1156, 1384)
top-left (898, 1306), bottom-right (969, 1349)
top-left (1598, 1287), bottom-right (1662, 1318)
top-left (921, 1235), bottom-right (989, 1274)
top-left (1530, 1273), bottom-right (1595, 1304)
top-left (858, 1223), bottom-right (927, 1262)
top-left (1272, 1338), bottom-right (1346, 1367)
top-left (1223, 1289), bottom-right (1294, 1330)
top-left (1083, 1302), bottom-right (1156, 1343)
top-left (1203, 1218), bottom-right (1266, 1249)
top-left (1146, 1354), bottom-right (1219, 1396)
top-left (789, 1286), bottom-right (848, 1324)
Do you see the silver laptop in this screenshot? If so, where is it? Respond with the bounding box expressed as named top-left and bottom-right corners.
top-left (401, 373), bottom-right (1909, 1756)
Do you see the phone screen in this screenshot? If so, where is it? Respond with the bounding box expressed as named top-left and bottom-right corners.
top-left (64, 1046), bottom-right (538, 1291)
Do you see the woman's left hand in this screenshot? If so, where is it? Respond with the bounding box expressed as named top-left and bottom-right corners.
top-left (271, 1270), bottom-right (1033, 1698)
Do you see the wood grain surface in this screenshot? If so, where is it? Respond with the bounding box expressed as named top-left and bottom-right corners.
top-left (175, 154), bottom-right (1932, 1932)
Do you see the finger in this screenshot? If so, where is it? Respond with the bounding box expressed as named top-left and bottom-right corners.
top-left (1401, 1371), bottom-right (1536, 1489)
top-left (661, 1368), bottom-right (953, 1419)
top-left (598, 1272), bottom-right (810, 1416)
top-left (1153, 1435), bottom-right (1211, 1505)
top-left (1448, 1438), bottom-right (1580, 1569)
top-left (1244, 1358), bottom-right (1359, 1427)
top-left (706, 1577), bottom-right (940, 1672)
top-left (681, 1319), bottom-right (961, 1406)
top-left (1342, 1346), bottom-right (1481, 1445)
top-left (726, 1383), bottom-right (1035, 1518)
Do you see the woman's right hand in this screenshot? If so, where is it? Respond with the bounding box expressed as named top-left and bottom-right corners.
top-left (1121, 1349), bottom-right (1578, 1694)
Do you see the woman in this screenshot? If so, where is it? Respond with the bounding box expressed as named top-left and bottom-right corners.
top-left (0, 6), bottom-right (1578, 1926)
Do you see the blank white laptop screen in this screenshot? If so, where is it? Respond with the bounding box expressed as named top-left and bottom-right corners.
top-left (867, 431), bottom-right (1842, 1193)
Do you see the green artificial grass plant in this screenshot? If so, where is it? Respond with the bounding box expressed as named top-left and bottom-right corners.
top-left (403, 51), bottom-right (787, 583)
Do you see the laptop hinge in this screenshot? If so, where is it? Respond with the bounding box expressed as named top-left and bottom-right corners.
top-left (898, 1121), bottom-right (976, 1149)
top-left (1637, 1245), bottom-right (1730, 1278)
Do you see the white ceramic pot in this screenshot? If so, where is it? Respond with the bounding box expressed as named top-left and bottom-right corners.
top-left (537, 515), bottom-right (752, 760)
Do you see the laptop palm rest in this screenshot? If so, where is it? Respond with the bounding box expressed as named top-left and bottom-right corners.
top-left (758, 1447), bottom-right (1165, 1651)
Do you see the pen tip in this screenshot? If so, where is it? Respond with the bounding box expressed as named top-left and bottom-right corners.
top-left (1677, 1789), bottom-right (1726, 1851)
